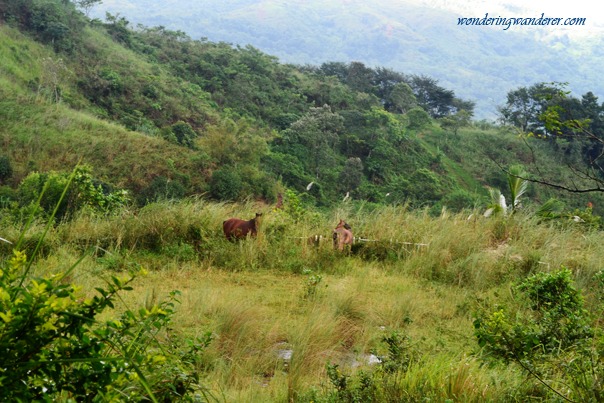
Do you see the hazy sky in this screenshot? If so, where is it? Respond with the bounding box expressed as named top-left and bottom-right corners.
top-left (421, 0), bottom-right (604, 37)
top-left (95, 0), bottom-right (604, 40)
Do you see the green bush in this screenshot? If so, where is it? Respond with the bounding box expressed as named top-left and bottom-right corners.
top-left (406, 107), bottom-right (431, 131)
top-left (6, 0), bottom-right (86, 52)
top-left (16, 167), bottom-right (129, 221)
top-left (407, 168), bottom-right (443, 205)
top-left (474, 268), bottom-right (600, 401)
top-left (475, 268), bottom-right (592, 360)
top-left (442, 189), bottom-right (481, 212)
top-left (139, 175), bottom-right (186, 204)
top-left (169, 121), bottom-right (198, 148)
top-left (209, 168), bottom-right (242, 201)
top-left (0, 156), bottom-right (13, 184)
top-left (0, 250), bottom-right (210, 401)
top-left (18, 170), bottom-right (72, 220)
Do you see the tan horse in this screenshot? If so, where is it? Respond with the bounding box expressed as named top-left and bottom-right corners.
top-left (333, 219), bottom-right (353, 251)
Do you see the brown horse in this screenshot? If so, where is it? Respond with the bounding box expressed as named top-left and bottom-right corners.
top-left (223, 213), bottom-right (263, 241)
top-left (333, 219), bottom-right (353, 251)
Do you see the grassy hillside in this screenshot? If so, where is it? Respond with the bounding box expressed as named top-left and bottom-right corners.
top-left (2, 197), bottom-right (603, 401)
top-left (0, 24), bottom-right (210, 193)
top-left (1, 3), bottom-right (604, 401)
top-left (2, 4), bottom-right (603, 217)
top-left (92, 0), bottom-right (604, 119)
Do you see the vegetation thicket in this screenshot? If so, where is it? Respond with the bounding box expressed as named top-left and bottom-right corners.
top-left (1, 1), bottom-right (604, 401)
top-left (2, 0), bottom-right (602, 213)
top-left (2, 194), bottom-right (603, 401)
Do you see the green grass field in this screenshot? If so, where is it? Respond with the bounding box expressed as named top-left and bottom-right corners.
top-left (4, 198), bottom-right (602, 401)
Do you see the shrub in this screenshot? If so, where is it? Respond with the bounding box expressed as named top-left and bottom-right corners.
top-left (1, 171), bottom-right (210, 400)
top-left (0, 250), bottom-right (210, 401)
top-left (475, 268), bottom-right (592, 360)
top-left (442, 189), bottom-right (480, 212)
top-left (169, 121), bottom-right (198, 148)
top-left (209, 168), bottom-right (242, 201)
top-left (407, 168), bottom-right (443, 205)
top-left (17, 167), bottom-right (129, 221)
top-left (138, 175), bottom-right (186, 204)
top-left (0, 156), bottom-right (13, 184)
top-left (474, 268), bottom-right (599, 401)
top-left (18, 170), bottom-right (72, 220)
top-left (406, 107), bottom-right (431, 130)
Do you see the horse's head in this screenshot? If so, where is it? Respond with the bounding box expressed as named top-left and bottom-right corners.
top-left (249, 212), bottom-right (263, 232)
top-left (335, 219), bottom-right (351, 231)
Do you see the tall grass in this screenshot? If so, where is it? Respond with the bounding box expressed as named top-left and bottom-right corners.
top-left (3, 198), bottom-right (602, 401)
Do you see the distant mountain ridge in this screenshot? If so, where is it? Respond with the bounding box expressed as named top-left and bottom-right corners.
top-left (92, 0), bottom-right (604, 119)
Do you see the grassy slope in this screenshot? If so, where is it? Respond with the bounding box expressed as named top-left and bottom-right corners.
top-left (422, 126), bottom-right (604, 215)
top-left (2, 23), bottom-right (602, 214)
top-left (92, 0), bottom-right (603, 119)
top-left (2, 13), bottom-right (603, 402)
top-left (15, 198), bottom-right (602, 401)
top-left (0, 25), bottom-right (207, 193)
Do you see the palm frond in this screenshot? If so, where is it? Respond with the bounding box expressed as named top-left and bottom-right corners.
top-left (507, 165), bottom-right (529, 212)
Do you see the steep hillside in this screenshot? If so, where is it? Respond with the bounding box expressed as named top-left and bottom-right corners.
top-left (92, 0), bottom-right (604, 119)
top-left (0, 25), bottom-right (210, 198)
top-left (1, 2), bottom-right (602, 217)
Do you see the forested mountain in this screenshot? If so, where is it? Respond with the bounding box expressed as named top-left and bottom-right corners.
top-left (1, 0), bottom-right (603, 218)
top-left (91, 0), bottom-right (604, 119)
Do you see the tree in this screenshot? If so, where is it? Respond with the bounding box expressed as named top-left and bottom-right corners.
top-left (282, 105), bottom-right (344, 179)
top-left (338, 157), bottom-right (364, 194)
top-left (209, 168), bottom-right (242, 201)
top-left (497, 82), bottom-right (564, 134)
top-left (439, 109), bottom-right (472, 135)
top-left (303, 75), bottom-right (355, 109)
top-left (198, 118), bottom-right (270, 166)
top-left (104, 12), bottom-right (133, 46)
top-left (38, 57), bottom-right (70, 104)
top-left (386, 82), bottom-right (417, 114)
top-left (406, 107), bottom-right (431, 131)
top-left (506, 165), bottom-right (529, 213)
top-left (452, 98), bottom-right (476, 115)
top-left (74, 0), bottom-right (102, 17)
top-left (409, 75), bottom-right (455, 118)
top-left (319, 61), bottom-right (349, 82)
top-left (345, 61), bottom-right (374, 94)
top-left (169, 121), bottom-right (197, 148)
top-left (15, 0), bottom-right (86, 52)
top-left (498, 86), bottom-right (535, 132)
top-left (372, 66), bottom-right (407, 105)
top-left (496, 84), bottom-right (604, 193)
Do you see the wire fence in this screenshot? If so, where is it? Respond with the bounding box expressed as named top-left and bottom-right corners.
top-left (287, 235), bottom-right (429, 250)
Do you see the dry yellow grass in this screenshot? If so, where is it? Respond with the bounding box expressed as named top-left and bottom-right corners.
top-left (13, 199), bottom-right (603, 401)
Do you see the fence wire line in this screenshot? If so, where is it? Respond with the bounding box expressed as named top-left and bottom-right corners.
top-left (285, 235), bottom-right (429, 248)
